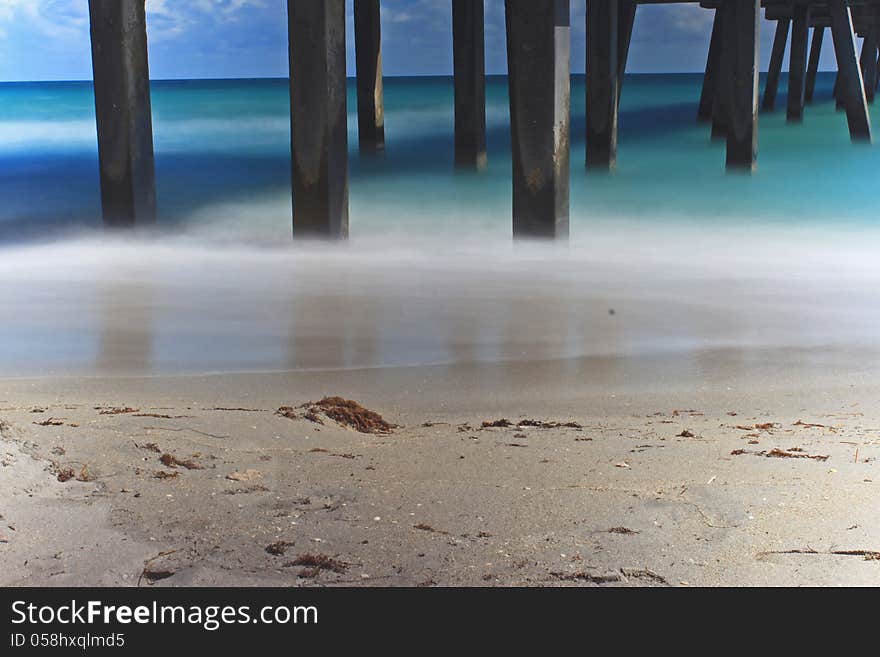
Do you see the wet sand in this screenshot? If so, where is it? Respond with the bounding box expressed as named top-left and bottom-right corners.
top-left (2, 349), bottom-right (879, 587)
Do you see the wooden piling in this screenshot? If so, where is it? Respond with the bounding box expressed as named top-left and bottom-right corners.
top-left (698, 8), bottom-right (722, 123)
top-left (787, 6), bottom-right (810, 122)
top-left (860, 27), bottom-right (878, 103)
top-left (721, 0), bottom-right (759, 171)
top-left (505, 0), bottom-right (570, 239)
top-left (762, 18), bottom-right (789, 112)
top-left (805, 26), bottom-right (824, 104)
top-left (828, 0), bottom-right (871, 142)
top-left (453, 0), bottom-right (487, 169)
top-left (586, 0), bottom-right (619, 170)
top-left (288, 0), bottom-right (349, 238)
top-left (354, 0), bottom-right (385, 154)
top-left (88, 0), bottom-right (156, 228)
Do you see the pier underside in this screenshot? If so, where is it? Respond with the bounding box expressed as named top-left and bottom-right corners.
top-left (85, 1), bottom-right (880, 238)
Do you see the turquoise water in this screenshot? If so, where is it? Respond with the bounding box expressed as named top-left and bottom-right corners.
top-left (0, 72), bottom-right (875, 244)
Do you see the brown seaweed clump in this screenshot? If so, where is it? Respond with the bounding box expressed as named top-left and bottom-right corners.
top-left (277, 397), bottom-right (396, 434)
top-left (285, 553), bottom-right (347, 573)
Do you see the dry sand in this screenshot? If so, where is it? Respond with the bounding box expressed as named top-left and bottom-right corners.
top-left (2, 348), bottom-right (879, 587)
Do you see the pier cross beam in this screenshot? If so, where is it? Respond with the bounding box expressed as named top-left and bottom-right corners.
top-left (829, 0), bottom-right (872, 141)
top-left (586, 0), bottom-right (619, 170)
top-left (288, 0), bottom-right (349, 238)
top-left (805, 25), bottom-right (825, 104)
top-left (762, 18), bottom-right (790, 112)
top-left (721, 0), bottom-right (760, 171)
top-left (505, 0), bottom-right (571, 239)
top-left (88, 0), bottom-right (156, 228)
top-left (354, 0), bottom-right (385, 154)
top-left (617, 1), bottom-right (638, 106)
top-left (860, 26), bottom-right (878, 103)
top-left (699, 8), bottom-right (723, 123)
top-left (453, 0), bottom-right (488, 169)
top-left (787, 5), bottom-right (811, 122)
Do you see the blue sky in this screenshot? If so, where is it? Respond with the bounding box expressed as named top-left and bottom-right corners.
top-left (0, 0), bottom-right (840, 81)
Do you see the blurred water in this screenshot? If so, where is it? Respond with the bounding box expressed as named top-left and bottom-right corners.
top-left (2, 74), bottom-right (880, 376)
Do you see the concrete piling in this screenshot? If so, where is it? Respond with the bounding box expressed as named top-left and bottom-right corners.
top-left (762, 18), bottom-right (790, 112)
top-left (505, 0), bottom-right (570, 239)
top-left (453, 0), bottom-right (488, 169)
top-left (829, 0), bottom-right (872, 142)
top-left (288, 0), bottom-right (349, 237)
top-left (354, 0), bottom-right (385, 154)
top-left (805, 26), bottom-right (824, 104)
top-left (721, 0), bottom-right (760, 171)
top-left (88, 0), bottom-right (156, 228)
top-left (787, 6), bottom-right (810, 122)
top-left (586, 0), bottom-right (619, 170)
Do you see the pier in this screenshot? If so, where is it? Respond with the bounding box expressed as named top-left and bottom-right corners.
top-left (86, 0), bottom-right (880, 238)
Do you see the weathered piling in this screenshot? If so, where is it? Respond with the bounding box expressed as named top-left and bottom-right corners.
top-left (505, 0), bottom-right (570, 239)
top-left (860, 27), bottom-right (878, 103)
top-left (787, 6), bottom-right (810, 122)
top-left (805, 26), bottom-right (824, 103)
top-left (586, 0), bottom-right (619, 169)
top-left (699, 8), bottom-right (722, 122)
top-left (828, 0), bottom-right (872, 141)
top-left (453, 0), bottom-right (487, 169)
top-left (720, 0), bottom-right (759, 171)
top-left (88, 0), bottom-right (156, 228)
top-left (288, 0), bottom-right (349, 238)
top-left (762, 18), bottom-right (789, 112)
top-left (354, 0), bottom-right (385, 153)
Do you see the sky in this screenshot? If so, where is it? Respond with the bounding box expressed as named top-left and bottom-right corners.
top-left (0, 0), bottom-right (841, 81)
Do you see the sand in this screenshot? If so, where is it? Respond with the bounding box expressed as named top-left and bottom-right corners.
top-left (2, 347), bottom-right (879, 587)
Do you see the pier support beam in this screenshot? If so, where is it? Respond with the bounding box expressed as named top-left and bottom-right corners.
top-left (354, 0), bottom-right (384, 153)
top-left (721, 0), bottom-right (759, 171)
top-left (699, 9), bottom-right (722, 123)
top-left (787, 6), bottom-right (810, 122)
top-left (586, 0), bottom-right (619, 170)
top-left (829, 0), bottom-right (871, 142)
top-left (88, 0), bottom-right (156, 228)
top-left (505, 0), bottom-right (570, 239)
top-left (453, 0), bottom-right (487, 169)
top-left (288, 0), bottom-right (349, 238)
top-left (860, 28), bottom-right (878, 103)
top-left (762, 18), bottom-right (789, 112)
top-left (805, 26), bottom-right (824, 103)
top-left (617, 1), bottom-right (637, 105)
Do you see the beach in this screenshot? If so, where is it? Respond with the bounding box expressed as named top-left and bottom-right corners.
top-left (2, 348), bottom-right (879, 587)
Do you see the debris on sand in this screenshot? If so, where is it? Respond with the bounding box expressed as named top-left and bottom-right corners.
top-left (758, 548), bottom-right (880, 561)
top-left (607, 527), bottom-right (640, 535)
top-left (98, 407), bottom-right (139, 415)
top-left (731, 448), bottom-right (829, 462)
top-left (159, 453), bottom-right (203, 470)
top-left (266, 541), bottom-right (295, 556)
top-left (153, 471), bottom-right (179, 480)
top-left (139, 442), bottom-right (161, 453)
top-left (482, 418), bottom-right (583, 430)
top-left (226, 469), bottom-right (262, 482)
top-left (620, 568), bottom-right (669, 585)
top-left (138, 550), bottom-right (178, 586)
top-left (54, 464), bottom-right (95, 483)
top-left (482, 419), bottom-right (514, 428)
top-left (33, 417), bottom-right (64, 427)
top-left (677, 429), bottom-right (696, 438)
top-left (793, 420), bottom-right (835, 430)
top-left (550, 570), bottom-right (622, 584)
top-left (413, 523), bottom-right (448, 535)
top-left (285, 554), bottom-right (347, 574)
top-left (277, 398), bottom-right (396, 434)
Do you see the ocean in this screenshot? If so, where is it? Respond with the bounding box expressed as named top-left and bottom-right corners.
top-left (2, 73), bottom-right (880, 377)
